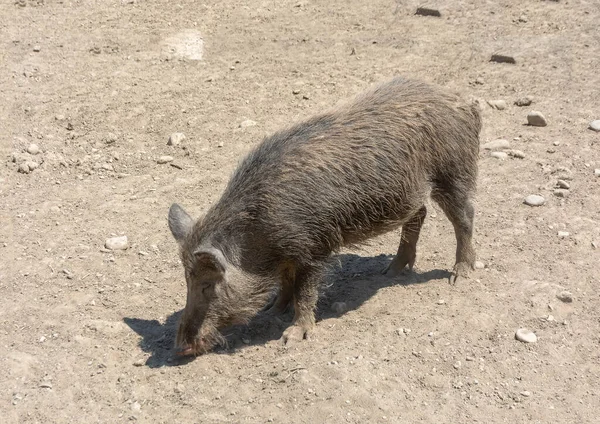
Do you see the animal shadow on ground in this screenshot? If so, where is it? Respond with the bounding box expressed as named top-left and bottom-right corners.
top-left (123, 253), bottom-right (450, 367)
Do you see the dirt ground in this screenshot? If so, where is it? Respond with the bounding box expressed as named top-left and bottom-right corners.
top-left (2, 0), bottom-right (600, 422)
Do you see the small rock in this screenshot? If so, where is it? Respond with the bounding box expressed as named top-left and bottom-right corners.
top-left (553, 189), bottom-right (569, 198)
top-left (105, 236), bottom-right (128, 250)
top-left (507, 149), bottom-right (525, 159)
top-left (27, 143), bottom-right (40, 155)
top-left (553, 167), bottom-right (573, 180)
top-left (556, 180), bottom-right (570, 189)
top-left (174, 384), bottom-right (184, 394)
top-left (487, 100), bottom-right (507, 110)
top-left (157, 155), bottom-right (174, 164)
top-left (66, 122), bottom-right (74, 131)
top-left (133, 358), bottom-right (145, 367)
top-left (595, 169), bottom-right (600, 177)
top-left (437, 299), bottom-right (446, 305)
top-left (515, 97), bottom-right (533, 107)
top-left (292, 89), bottom-right (301, 95)
top-left (101, 163), bottom-right (114, 172)
top-left (33, 45), bottom-right (41, 52)
top-left (331, 302), bottom-right (348, 314)
top-left (557, 291), bottom-right (573, 303)
top-left (216, 141), bottom-right (224, 148)
top-left (131, 401), bottom-right (141, 412)
top-left (416, 7), bottom-right (441, 17)
top-left (453, 361), bottom-right (461, 369)
top-left (105, 133), bottom-right (118, 144)
top-left (403, 328), bottom-right (411, 335)
top-left (490, 151), bottom-right (508, 160)
top-left (482, 139), bottom-right (510, 150)
top-left (515, 328), bottom-right (537, 343)
top-left (591, 241), bottom-right (598, 249)
top-left (524, 195), bottom-right (545, 206)
top-left (240, 119), bottom-right (257, 129)
top-left (490, 54), bottom-right (516, 64)
top-left (18, 163), bottom-right (31, 174)
top-left (589, 120), bottom-right (600, 132)
top-left (474, 261), bottom-right (485, 269)
top-left (55, 114), bottom-right (66, 121)
top-left (39, 382), bottom-right (52, 389)
top-left (557, 231), bottom-right (570, 238)
top-left (168, 132), bottom-right (186, 146)
top-left (527, 111), bottom-right (547, 127)
top-left (520, 391), bottom-right (531, 397)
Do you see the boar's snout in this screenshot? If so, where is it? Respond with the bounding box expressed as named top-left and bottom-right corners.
top-left (175, 313), bottom-right (222, 357)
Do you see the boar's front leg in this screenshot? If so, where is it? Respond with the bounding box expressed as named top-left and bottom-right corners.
top-left (280, 265), bottom-right (320, 344)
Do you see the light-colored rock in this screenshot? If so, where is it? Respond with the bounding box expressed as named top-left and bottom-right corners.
top-left (527, 111), bottom-right (547, 127)
top-left (240, 119), bottom-right (257, 129)
top-left (27, 143), bottom-right (40, 155)
top-left (168, 132), bottom-right (186, 146)
top-left (507, 150), bottom-right (525, 159)
top-left (524, 195), bottom-right (545, 206)
top-left (515, 328), bottom-right (537, 343)
top-left (487, 100), bottom-right (507, 110)
top-left (553, 189), bottom-right (569, 198)
top-left (557, 231), bottom-right (570, 238)
top-left (595, 169), bottom-right (600, 177)
top-left (474, 261), bottom-right (485, 269)
top-left (490, 151), bottom-right (508, 160)
top-left (18, 163), bottom-right (30, 174)
top-left (556, 180), bottom-right (570, 189)
top-left (105, 236), bottom-right (129, 250)
top-left (515, 96), bottom-right (533, 107)
top-left (157, 155), bottom-right (174, 164)
top-left (589, 120), bottom-right (600, 132)
top-left (482, 139), bottom-right (510, 150)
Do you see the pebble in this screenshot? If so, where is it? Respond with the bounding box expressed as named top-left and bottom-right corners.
top-left (39, 382), bottom-right (53, 389)
top-left (474, 261), bottom-right (485, 269)
top-left (131, 401), bottom-right (141, 412)
top-left (487, 100), bottom-right (507, 110)
top-left (482, 139), bottom-right (510, 150)
top-left (515, 97), bottom-right (533, 107)
top-left (490, 54), bottom-right (516, 64)
top-left (553, 167), bottom-right (573, 180)
top-left (33, 45), bottom-right (41, 52)
top-left (133, 358), bottom-right (145, 367)
top-left (557, 231), bottom-right (570, 238)
top-left (557, 291), bottom-right (573, 303)
top-left (105, 236), bottom-right (129, 250)
top-left (527, 111), bottom-right (547, 127)
top-left (437, 299), bottom-right (446, 305)
top-left (18, 162), bottom-right (31, 174)
top-left (157, 155), bottom-right (174, 164)
top-left (490, 151), bottom-right (508, 160)
top-left (240, 119), bottom-right (257, 129)
top-left (520, 391), bottom-right (531, 397)
top-left (27, 143), bottom-right (40, 155)
top-left (515, 328), bottom-right (537, 343)
top-left (589, 120), bottom-right (600, 132)
top-left (595, 169), bottom-right (600, 177)
top-left (507, 149), bottom-right (525, 159)
top-left (524, 195), bottom-right (545, 206)
top-left (453, 361), bottom-right (461, 369)
top-left (105, 133), bottom-right (118, 144)
top-left (416, 7), bottom-right (441, 17)
top-left (331, 302), bottom-right (348, 314)
top-left (168, 132), bottom-right (186, 146)
top-left (553, 189), bottom-right (569, 198)
top-left (556, 180), bottom-right (570, 189)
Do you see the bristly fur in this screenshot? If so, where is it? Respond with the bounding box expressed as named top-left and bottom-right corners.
top-left (173, 76), bottom-right (481, 353)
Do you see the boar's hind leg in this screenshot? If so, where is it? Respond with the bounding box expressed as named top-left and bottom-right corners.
top-left (264, 265), bottom-right (295, 314)
top-left (431, 185), bottom-right (476, 284)
top-left (281, 265), bottom-right (320, 344)
top-left (383, 205), bottom-right (427, 277)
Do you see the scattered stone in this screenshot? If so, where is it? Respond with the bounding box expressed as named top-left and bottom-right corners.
top-left (33, 45), bottom-right (41, 52)
top-left (174, 384), bottom-right (185, 394)
top-left (55, 114), bottom-right (66, 121)
top-left (416, 7), bottom-right (441, 17)
top-left (27, 143), bottom-right (40, 155)
top-left (491, 54), bottom-right (516, 64)
top-left (216, 141), bottom-right (224, 148)
top-left (524, 195), bottom-right (545, 206)
top-left (240, 119), bottom-right (257, 129)
top-left (482, 139), bottom-right (510, 150)
top-left (557, 291), bottom-right (573, 303)
top-left (131, 401), bottom-right (141, 412)
top-left (490, 151), bottom-right (508, 160)
top-left (507, 149), bottom-right (525, 159)
top-left (39, 382), bottom-right (52, 389)
top-left (331, 302), bottom-right (348, 314)
top-left (105, 133), bottom-right (118, 144)
top-left (589, 120), bottom-right (600, 132)
top-left (133, 358), bottom-right (145, 367)
top-left (515, 97), bottom-right (533, 107)
top-left (591, 241), bottom-right (598, 249)
top-left (292, 89), bottom-right (301, 95)
top-left (474, 261), bottom-right (485, 269)
top-left (18, 162), bottom-right (31, 174)
top-left (553, 189), bottom-right (569, 198)
top-left (437, 299), bottom-right (446, 305)
top-left (66, 122), bottom-right (74, 131)
top-left (527, 111), bottom-right (547, 127)
top-left (453, 361), bottom-right (461, 369)
top-left (557, 231), bottom-right (570, 238)
top-left (515, 328), bottom-right (537, 343)
top-left (168, 132), bottom-right (185, 146)
top-left (520, 391), bottom-right (531, 397)
top-left (556, 180), bottom-right (570, 189)
top-left (101, 163), bottom-right (114, 171)
top-left (105, 236), bottom-right (129, 250)
top-left (157, 155), bottom-right (174, 164)
top-left (553, 167), bottom-right (573, 180)
top-left (26, 161), bottom-right (39, 171)
top-left (487, 100), bottom-right (507, 110)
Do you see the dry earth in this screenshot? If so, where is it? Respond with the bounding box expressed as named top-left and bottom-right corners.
top-left (1, 0), bottom-right (600, 423)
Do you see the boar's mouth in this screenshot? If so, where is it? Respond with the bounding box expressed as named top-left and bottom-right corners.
top-left (175, 321), bottom-right (225, 357)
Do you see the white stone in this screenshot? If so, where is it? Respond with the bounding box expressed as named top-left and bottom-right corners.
top-left (557, 291), bottom-right (573, 303)
top-left (168, 132), bottom-right (186, 146)
top-left (527, 111), bottom-right (547, 127)
top-left (589, 120), bottom-right (600, 132)
top-left (524, 195), bottom-right (545, 206)
top-left (27, 143), bottom-right (40, 155)
top-left (482, 139), bottom-right (510, 150)
top-left (240, 119), bottom-right (257, 129)
top-left (157, 156), bottom-right (174, 164)
top-left (490, 151), bottom-right (508, 160)
top-left (487, 100), bottom-right (507, 110)
top-left (515, 328), bottom-right (537, 343)
top-left (105, 236), bottom-right (129, 250)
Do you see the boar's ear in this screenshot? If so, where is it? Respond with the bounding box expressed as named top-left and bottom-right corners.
top-left (193, 247), bottom-right (226, 274)
top-left (168, 203), bottom-right (193, 242)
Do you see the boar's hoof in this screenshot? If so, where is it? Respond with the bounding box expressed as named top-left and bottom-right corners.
top-left (281, 324), bottom-right (311, 344)
top-left (449, 261), bottom-right (473, 285)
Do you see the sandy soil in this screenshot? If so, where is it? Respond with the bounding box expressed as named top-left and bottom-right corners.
top-left (2, 0), bottom-right (600, 422)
